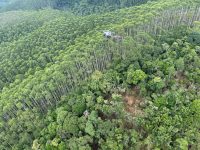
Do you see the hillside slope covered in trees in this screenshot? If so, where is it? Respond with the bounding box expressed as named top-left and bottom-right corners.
top-left (0, 0), bottom-right (200, 149)
top-left (1, 0), bottom-right (154, 15)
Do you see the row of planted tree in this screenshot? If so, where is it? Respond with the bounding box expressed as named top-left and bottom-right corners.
top-left (1, 0), bottom-right (200, 121)
top-left (0, 0), bottom-right (200, 149)
top-left (1, 22), bottom-right (199, 149)
top-left (1, 0), bottom-right (198, 92)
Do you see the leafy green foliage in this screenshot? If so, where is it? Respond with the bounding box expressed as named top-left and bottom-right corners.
top-left (127, 69), bottom-right (147, 85)
top-left (1, 0), bottom-right (153, 15)
top-left (0, 0), bottom-right (200, 149)
top-left (188, 31), bottom-right (200, 45)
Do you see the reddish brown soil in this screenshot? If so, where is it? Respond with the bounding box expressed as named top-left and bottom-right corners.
top-left (123, 87), bottom-right (143, 117)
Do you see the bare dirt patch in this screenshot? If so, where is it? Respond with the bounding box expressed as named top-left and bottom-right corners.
top-left (123, 87), bottom-right (144, 117)
top-left (175, 71), bottom-right (188, 84)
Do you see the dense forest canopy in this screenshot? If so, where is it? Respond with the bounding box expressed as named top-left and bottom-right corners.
top-left (0, 0), bottom-right (199, 149)
top-left (0, 0), bottom-right (152, 14)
